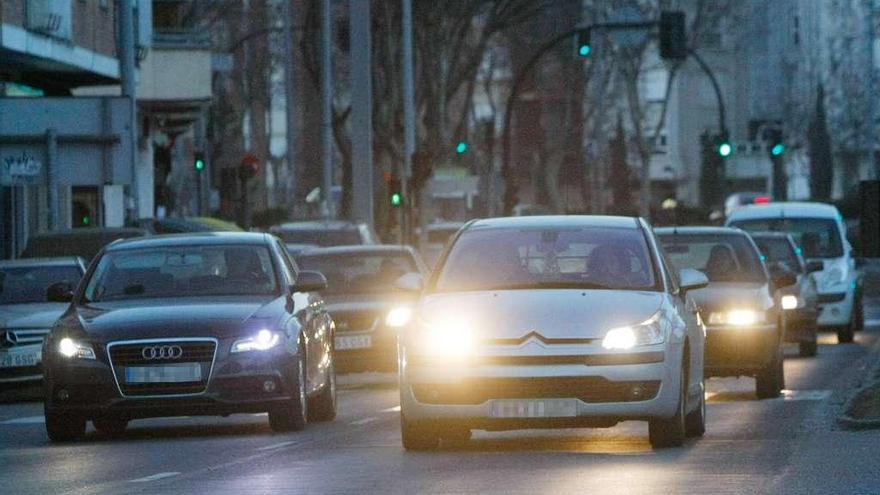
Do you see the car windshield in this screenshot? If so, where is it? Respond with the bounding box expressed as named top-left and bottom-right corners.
top-left (434, 226), bottom-right (658, 292)
top-left (659, 233), bottom-right (766, 284)
top-left (298, 252), bottom-right (417, 295)
top-left (730, 218), bottom-right (843, 258)
top-left (0, 265), bottom-right (82, 305)
top-left (276, 229), bottom-right (361, 247)
top-left (83, 245), bottom-right (278, 302)
top-left (753, 237), bottom-right (803, 273)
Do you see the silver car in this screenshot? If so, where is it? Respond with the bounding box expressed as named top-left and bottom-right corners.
top-left (396, 216), bottom-right (709, 449)
top-left (0, 257), bottom-right (86, 386)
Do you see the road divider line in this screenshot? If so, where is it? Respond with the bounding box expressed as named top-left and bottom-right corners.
top-left (349, 417), bottom-right (379, 426)
top-left (256, 441), bottom-right (297, 451)
top-left (129, 472), bottom-right (180, 483)
top-left (1, 415), bottom-right (44, 424)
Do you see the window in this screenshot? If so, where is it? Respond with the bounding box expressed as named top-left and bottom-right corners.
top-left (658, 234), bottom-right (766, 284)
top-left (298, 253), bottom-right (417, 295)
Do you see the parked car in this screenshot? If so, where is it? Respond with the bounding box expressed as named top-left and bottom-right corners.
top-left (41, 233), bottom-right (336, 441)
top-left (0, 258), bottom-right (87, 387)
top-left (656, 227), bottom-right (791, 399)
top-left (726, 202), bottom-right (863, 343)
top-left (420, 221), bottom-right (464, 269)
top-left (398, 216), bottom-right (708, 450)
top-left (270, 221), bottom-right (378, 247)
top-left (21, 228), bottom-right (148, 263)
top-left (750, 232), bottom-right (823, 357)
top-left (297, 245), bottom-right (427, 372)
top-left (134, 217), bottom-right (243, 234)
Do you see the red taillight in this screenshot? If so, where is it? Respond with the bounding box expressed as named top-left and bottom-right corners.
top-left (753, 196), bottom-right (771, 204)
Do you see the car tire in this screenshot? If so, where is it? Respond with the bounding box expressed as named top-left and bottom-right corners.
top-left (685, 379), bottom-right (706, 438)
top-left (649, 367), bottom-right (686, 448)
top-left (269, 350), bottom-right (308, 432)
top-left (45, 407), bottom-right (86, 443)
top-left (93, 417), bottom-right (128, 437)
top-left (798, 338), bottom-right (818, 357)
top-left (852, 292), bottom-right (864, 332)
top-left (400, 414), bottom-right (439, 451)
top-left (308, 359), bottom-right (337, 422)
top-left (756, 342), bottom-right (784, 399)
top-left (837, 324), bottom-right (855, 344)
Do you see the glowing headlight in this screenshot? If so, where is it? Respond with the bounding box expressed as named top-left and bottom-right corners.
top-left (58, 338), bottom-right (96, 360)
top-left (708, 310), bottom-right (765, 326)
top-left (781, 295), bottom-right (799, 310)
top-left (602, 313), bottom-right (664, 350)
top-left (418, 320), bottom-right (474, 358)
top-left (385, 307), bottom-right (413, 328)
top-left (231, 329), bottom-right (281, 353)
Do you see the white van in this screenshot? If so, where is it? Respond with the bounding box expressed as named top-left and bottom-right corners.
top-left (726, 202), bottom-right (863, 343)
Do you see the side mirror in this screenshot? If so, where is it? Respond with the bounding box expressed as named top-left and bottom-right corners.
top-left (769, 265), bottom-right (797, 289)
top-left (292, 271), bottom-right (327, 293)
top-left (46, 282), bottom-right (74, 303)
top-left (805, 260), bottom-right (824, 274)
top-left (394, 272), bottom-right (424, 293)
top-left (678, 268), bottom-right (709, 292)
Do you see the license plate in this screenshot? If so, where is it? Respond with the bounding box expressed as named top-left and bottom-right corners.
top-left (335, 334), bottom-right (372, 350)
top-left (489, 399), bottom-right (578, 418)
top-left (0, 351), bottom-right (39, 369)
top-left (124, 363), bottom-right (202, 383)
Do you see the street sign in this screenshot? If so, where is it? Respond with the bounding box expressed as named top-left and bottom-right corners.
top-left (1, 151), bottom-right (42, 185)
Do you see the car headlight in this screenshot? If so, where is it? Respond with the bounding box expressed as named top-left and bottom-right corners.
top-left (602, 313), bottom-right (664, 350)
top-left (708, 309), bottom-right (766, 326)
top-left (58, 337), bottom-right (96, 360)
top-left (781, 295), bottom-right (799, 310)
top-left (231, 329), bottom-right (282, 353)
top-left (385, 307), bottom-right (413, 328)
top-left (416, 319), bottom-right (474, 358)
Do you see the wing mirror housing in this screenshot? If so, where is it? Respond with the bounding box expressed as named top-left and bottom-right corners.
top-left (805, 260), bottom-right (824, 274)
top-left (679, 268), bottom-right (709, 293)
top-left (46, 282), bottom-right (74, 303)
top-left (292, 271), bottom-right (327, 293)
top-left (394, 272), bottom-right (424, 293)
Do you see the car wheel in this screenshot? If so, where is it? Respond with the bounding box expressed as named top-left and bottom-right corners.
top-left (93, 417), bottom-right (128, 437)
top-left (649, 366), bottom-right (686, 448)
top-left (308, 359), bottom-right (337, 422)
top-left (837, 324), bottom-right (855, 344)
top-left (756, 342), bottom-right (784, 399)
top-left (798, 338), bottom-right (818, 357)
top-left (685, 378), bottom-right (706, 438)
top-left (269, 350), bottom-right (308, 432)
top-left (45, 407), bottom-right (86, 443)
top-left (853, 292), bottom-right (865, 332)
top-left (400, 414), bottom-right (439, 451)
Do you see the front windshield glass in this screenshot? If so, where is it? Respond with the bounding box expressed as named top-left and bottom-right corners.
top-left (730, 218), bottom-right (843, 258)
top-left (753, 237), bottom-right (803, 273)
top-left (659, 233), bottom-right (766, 284)
top-left (298, 253), bottom-right (416, 295)
top-left (0, 265), bottom-right (82, 305)
top-left (435, 226), bottom-right (658, 292)
top-left (83, 245), bottom-right (278, 302)
top-left (276, 229), bottom-right (361, 247)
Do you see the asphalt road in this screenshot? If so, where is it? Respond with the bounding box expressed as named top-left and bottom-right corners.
top-left (1, 300), bottom-right (879, 495)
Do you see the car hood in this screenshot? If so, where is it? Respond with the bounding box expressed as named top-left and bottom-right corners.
top-left (418, 289), bottom-right (663, 340)
top-left (688, 282), bottom-right (773, 313)
top-left (322, 293), bottom-right (417, 313)
top-left (0, 303), bottom-right (68, 329)
top-left (58, 297), bottom-right (283, 342)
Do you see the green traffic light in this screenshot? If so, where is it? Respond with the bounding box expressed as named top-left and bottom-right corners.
top-left (390, 192), bottom-right (402, 207)
top-left (770, 143), bottom-right (785, 156)
top-left (718, 142), bottom-right (733, 157)
top-left (578, 44), bottom-right (591, 57)
top-left (455, 141), bottom-right (468, 154)
top-left (194, 158), bottom-right (205, 171)
top-left (82, 216), bottom-right (90, 226)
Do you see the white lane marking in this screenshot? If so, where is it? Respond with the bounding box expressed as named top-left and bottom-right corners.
top-left (256, 440), bottom-right (297, 452)
top-left (251, 413), bottom-right (268, 417)
top-left (780, 389), bottom-right (831, 401)
top-left (129, 472), bottom-right (180, 483)
top-left (349, 417), bottom-right (379, 426)
top-left (1, 415), bottom-right (44, 424)
top-left (381, 406), bottom-right (401, 413)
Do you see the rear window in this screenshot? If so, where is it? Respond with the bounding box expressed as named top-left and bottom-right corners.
top-left (298, 252), bottom-right (417, 294)
top-left (275, 229), bottom-right (362, 247)
top-left (753, 237), bottom-right (803, 273)
top-left (729, 218), bottom-right (843, 259)
top-left (0, 265), bottom-right (83, 305)
top-left (658, 233), bottom-right (766, 284)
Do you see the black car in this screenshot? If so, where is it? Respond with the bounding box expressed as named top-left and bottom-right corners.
top-left (750, 232), bottom-right (823, 357)
top-left (41, 233), bottom-right (336, 442)
top-left (296, 245), bottom-right (427, 372)
top-left (656, 227), bottom-right (795, 399)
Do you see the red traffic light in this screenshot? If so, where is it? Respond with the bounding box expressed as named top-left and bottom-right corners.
top-left (239, 154), bottom-right (260, 180)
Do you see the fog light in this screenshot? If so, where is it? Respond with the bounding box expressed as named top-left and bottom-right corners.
top-left (631, 385), bottom-right (644, 399)
top-left (263, 379), bottom-right (277, 393)
top-left (57, 389), bottom-right (69, 401)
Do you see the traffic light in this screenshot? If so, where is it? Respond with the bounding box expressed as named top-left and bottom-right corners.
top-left (455, 141), bottom-right (469, 155)
top-left (388, 176), bottom-right (403, 207)
top-left (194, 151), bottom-right (205, 172)
top-left (659, 11), bottom-right (687, 60)
top-left (718, 141), bottom-right (733, 157)
top-left (576, 29), bottom-right (591, 57)
top-left (239, 154), bottom-right (260, 180)
top-left (764, 128), bottom-right (784, 156)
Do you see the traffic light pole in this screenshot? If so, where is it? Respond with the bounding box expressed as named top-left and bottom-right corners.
top-left (686, 48), bottom-right (729, 206)
top-left (349, 0), bottom-right (374, 229)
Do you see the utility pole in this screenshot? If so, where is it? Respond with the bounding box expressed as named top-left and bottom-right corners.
top-left (349, 0), bottom-right (373, 228)
top-left (401, 0), bottom-right (415, 238)
top-left (320, 0), bottom-right (335, 219)
top-left (282, 0), bottom-right (298, 214)
top-left (118, 0), bottom-right (139, 219)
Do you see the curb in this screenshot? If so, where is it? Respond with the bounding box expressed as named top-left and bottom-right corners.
top-left (837, 342), bottom-right (880, 430)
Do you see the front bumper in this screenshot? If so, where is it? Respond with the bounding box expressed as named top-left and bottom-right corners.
top-left (816, 288), bottom-right (855, 328)
top-left (0, 344), bottom-right (44, 385)
top-left (334, 327), bottom-right (398, 372)
top-left (704, 323), bottom-right (778, 376)
top-left (783, 307), bottom-right (818, 343)
top-left (400, 342), bottom-right (683, 428)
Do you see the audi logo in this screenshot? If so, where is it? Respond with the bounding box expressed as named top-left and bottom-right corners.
top-left (141, 345), bottom-right (184, 360)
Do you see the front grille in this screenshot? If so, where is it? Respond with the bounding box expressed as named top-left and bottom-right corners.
top-left (0, 329), bottom-right (50, 349)
top-left (333, 312), bottom-right (379, 333)
top-left (108, 340), bottom-right (217, 397)
top-left (412, 377), bottom-right (661, 405)
top-left (818, 292), bottom-right (846, 304)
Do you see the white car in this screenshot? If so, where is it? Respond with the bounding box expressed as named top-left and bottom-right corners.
top-left (726, 202), bottom-right (863, 343)
top-left (395, 216), bottom-right (709, 450)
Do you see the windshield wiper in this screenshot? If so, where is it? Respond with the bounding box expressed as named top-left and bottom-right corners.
top-left (483, 281), bottom-right (614, 291)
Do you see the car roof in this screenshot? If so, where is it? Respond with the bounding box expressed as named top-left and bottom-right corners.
top-left (105, 232), bottom-right (272, 252)
top-left (466, 215), bottom-right (641, 230)
top-left (655, 226), bottom-right (747, 237)
top-left (426, 221), bottom-right (465, 231)
top-left (298, 244), bottom-right (416, 256)
top-left (726, 202), bottom-right (841, 221)
top-left (270, 221), bottom-right (362, 231)
top-left (27, 227), bottom-right (147, 239)
top-left (0, 257), bottom-right (82, 268)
